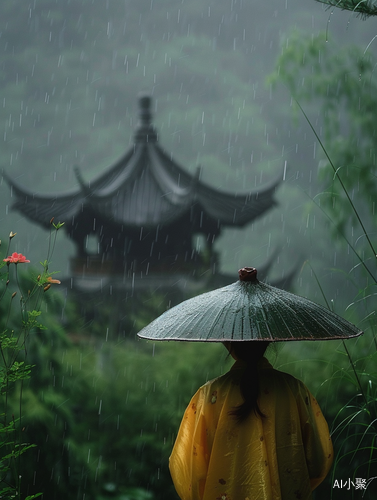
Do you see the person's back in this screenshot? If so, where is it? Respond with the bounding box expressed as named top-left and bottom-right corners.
top-left (169, 356), bottom-right (333, 500)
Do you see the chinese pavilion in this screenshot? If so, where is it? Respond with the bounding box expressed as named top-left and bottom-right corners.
top-left (5, 94), bottom-right (282, 293)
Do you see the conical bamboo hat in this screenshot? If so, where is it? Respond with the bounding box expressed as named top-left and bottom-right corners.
top-left (137, 267), bottom-right (363, 342)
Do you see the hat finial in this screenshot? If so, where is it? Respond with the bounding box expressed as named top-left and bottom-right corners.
top-left (238, 267), bottom-right (258, 282)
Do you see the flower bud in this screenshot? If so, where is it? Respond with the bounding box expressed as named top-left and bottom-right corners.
top-left (47, 277), bottom-right (61, 285)
top-left (9, 232), bottom-right (16, 239)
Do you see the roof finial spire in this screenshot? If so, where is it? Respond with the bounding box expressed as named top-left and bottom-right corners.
top-left (138, 93), bottom-right (152, 126)
top-left (135, 92), bottom-right (157, 143)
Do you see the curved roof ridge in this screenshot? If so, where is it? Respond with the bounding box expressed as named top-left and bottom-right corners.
top-left (84, 145), bottom-right (145, 199)
top-left (147, 145), bottom-right (193, 205)
top-left (3, 170), bottom-right (81, 200)
top-left (194, 174), bottom-right (280, 226)
top-left (196, 171), bottom-right (281, 201)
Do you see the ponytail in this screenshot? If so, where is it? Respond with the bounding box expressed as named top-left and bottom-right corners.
top-left (228, 341), bottom-right (269, 423)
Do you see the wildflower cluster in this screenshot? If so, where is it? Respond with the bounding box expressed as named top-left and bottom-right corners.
top-left (0, 219), bottom-right (63, 500)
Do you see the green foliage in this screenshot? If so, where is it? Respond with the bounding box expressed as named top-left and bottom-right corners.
top-left (0, 263), bottom-right (231, 500)
top-left (55, 335), bottom-right (228, 500)
top-left (97, 485), bottom-right (153, 500)
top-left (0, 223), bottom-right (66, 499)
top-left (269, 32), bottom-right (377, 256)
top-left (315, 0), bottom-right (377, 18)
top-left (325, 347), bottom-right (377, 498)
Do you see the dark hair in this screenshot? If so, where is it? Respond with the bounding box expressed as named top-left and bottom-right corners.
top-left (228, 341), bottom-right (270, 423)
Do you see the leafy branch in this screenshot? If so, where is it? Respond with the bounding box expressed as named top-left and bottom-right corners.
top-left (315, 0), bottom-right (377, 18)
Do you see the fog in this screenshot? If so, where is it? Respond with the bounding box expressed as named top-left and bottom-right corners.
top-left (1, 0), bottom-right (376, 296)
top-left (0, 1), bottom-right (376, 499)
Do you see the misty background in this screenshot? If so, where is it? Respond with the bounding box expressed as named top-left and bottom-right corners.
top-left (0, 1), bottom-right (376, 499)
top-left (1, 0), bottom-right (376, 303)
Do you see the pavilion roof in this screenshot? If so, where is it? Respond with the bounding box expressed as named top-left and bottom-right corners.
top-left (5, 95), bottom-right (279, 230)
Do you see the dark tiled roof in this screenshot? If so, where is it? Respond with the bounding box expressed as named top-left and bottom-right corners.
top-left (5, 95), bottom-right (279, 230)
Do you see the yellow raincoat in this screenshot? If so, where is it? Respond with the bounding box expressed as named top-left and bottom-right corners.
top-left (169, 357), bottom-right (333, 500)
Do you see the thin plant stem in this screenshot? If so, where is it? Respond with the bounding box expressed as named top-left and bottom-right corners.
top-left (0, 268), bottom-right (10, 302)
top-left (307, 191), bottom-right (377, 285)
top-left (16, 378), bottom-right (25, 500)
top-left (341, 340), bottom-right (369, 409)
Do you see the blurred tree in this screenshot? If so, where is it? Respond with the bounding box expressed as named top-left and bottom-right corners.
top-left (59, 334), bottom-right (229, 500)
top-left (269, 31), bottom-right (377, 266)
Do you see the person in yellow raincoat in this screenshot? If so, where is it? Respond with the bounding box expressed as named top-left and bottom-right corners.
top-left (169, 341), bottom-right (333, 500)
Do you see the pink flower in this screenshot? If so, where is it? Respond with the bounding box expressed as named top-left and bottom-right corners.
top-left (3, 252), bottom-right (30, 264)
